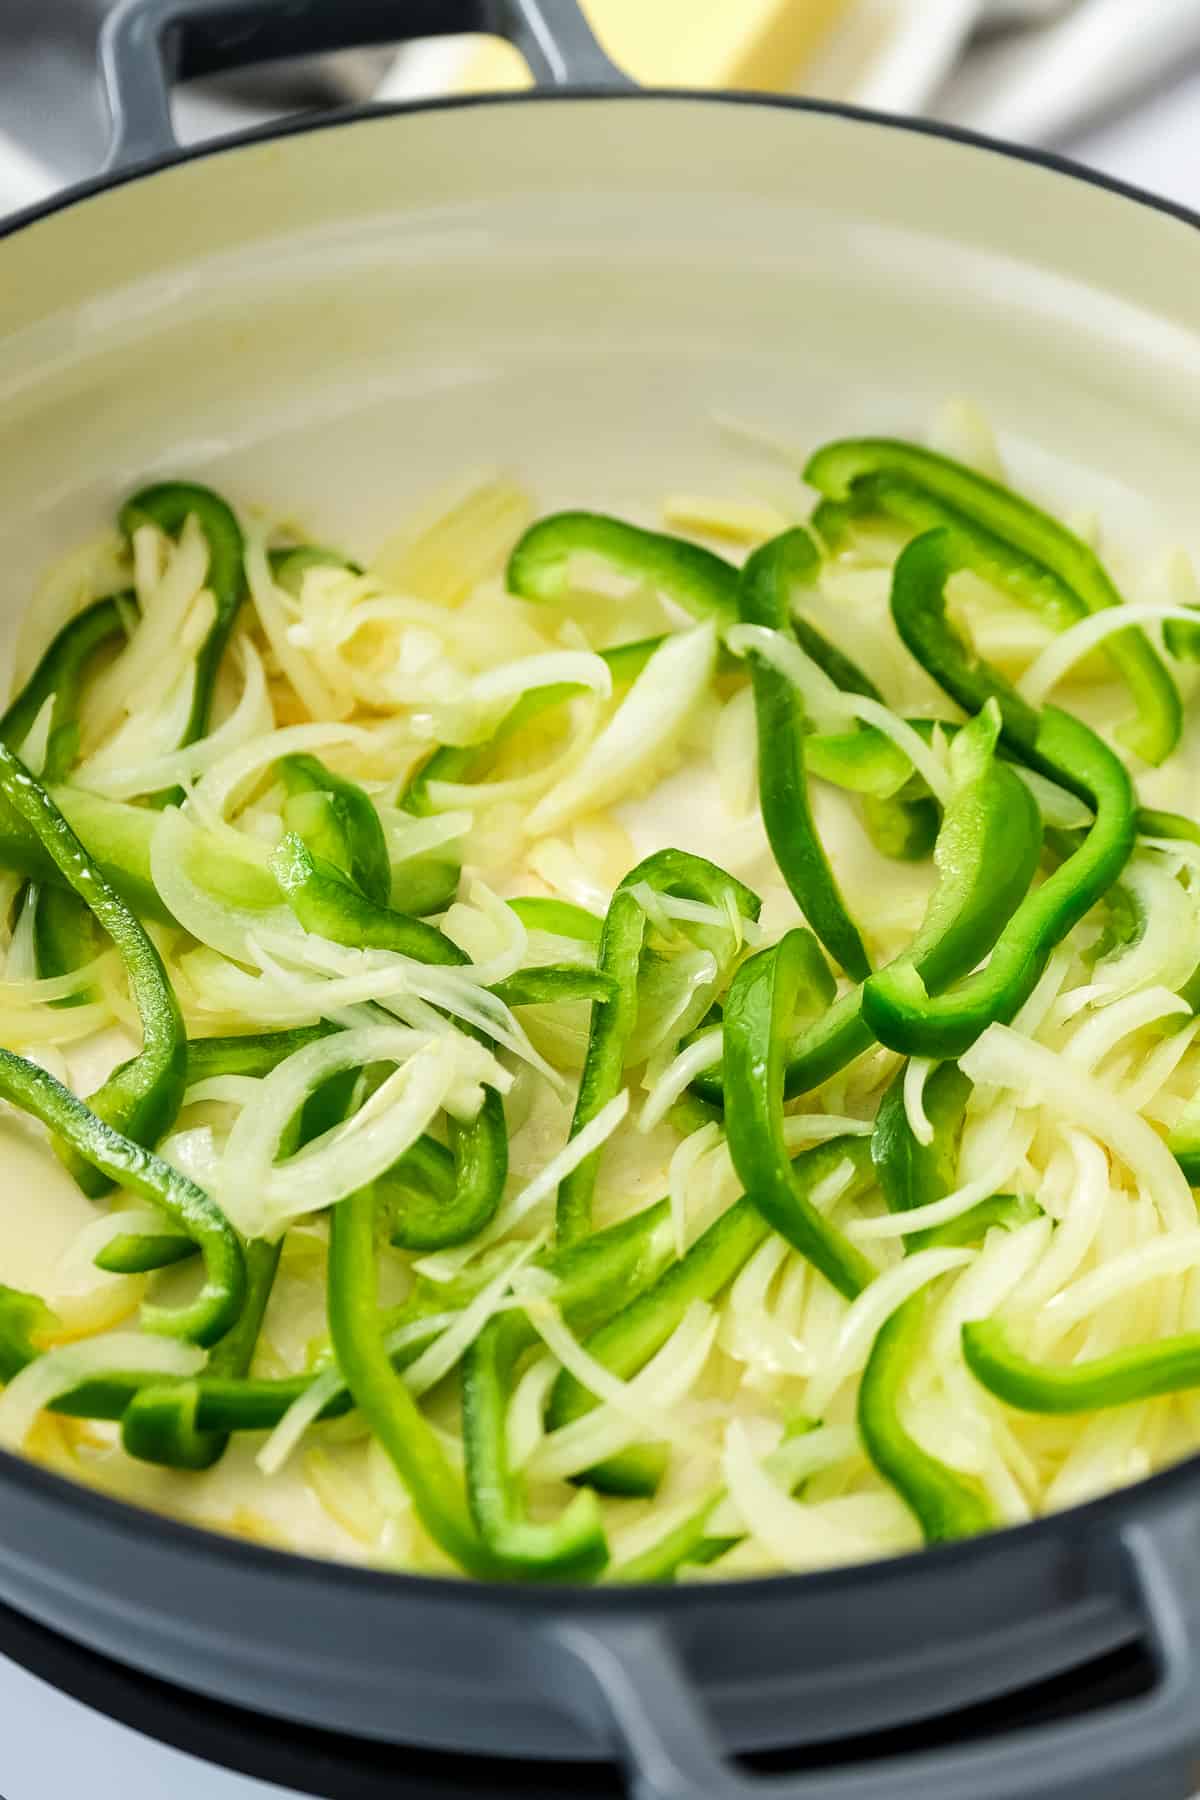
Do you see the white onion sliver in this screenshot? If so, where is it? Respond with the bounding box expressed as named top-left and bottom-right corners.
top-left (1018, 603), bottom-right (1200, 707)
top-left (960, 1024), bottom-right (1196, 1232)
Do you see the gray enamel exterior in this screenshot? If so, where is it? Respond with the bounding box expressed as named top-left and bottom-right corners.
top-left (3, 2), bottom-right (1200, 1795)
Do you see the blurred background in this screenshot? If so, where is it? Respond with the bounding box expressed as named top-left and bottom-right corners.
top-left (3, 0), bottom-right (1200, 217)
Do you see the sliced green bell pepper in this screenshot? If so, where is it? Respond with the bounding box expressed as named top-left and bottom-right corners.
top-left (279, 751), bottom-right (391, 909)
top-left (0, 591), bottom-right (132, 784)
top-left (507, 514), bottom-right (739, 625)
top-left (738, 529), bottom-right (870, 979)
top-left (806, 437), bottom-right (1181, 765)
top-left (557, 848), bottom-right (760, 1244)
top-left (0, 745), bottom-right (187, 1199)
top-left (0, 1047), bottom-right (242, 1346)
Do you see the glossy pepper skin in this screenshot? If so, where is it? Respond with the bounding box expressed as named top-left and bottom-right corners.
top-left (270, 831), bottom-right (464, 966)
top-left (0, 1047), bottom-right (242, 1346)
top-left (864, 742), bottom-right (1133, 1061)
top-left (858, 1060), bottom-right (1038, 1543)
top-left (507, 513), bottom-right (740, 626)
top-left (327, 1185), bottom-right (504, 1578)
top-left (119, 1238), bottom-right (281, 1469)
top-left (0, 744), bottom-right (188, 1200)
top-left (120, 482), bottom-right (248, 797)
top-left (694, 702), bottom-right (1040, 1107)
top-left (381, 1086), bottom-right (509, 1253)
top-left (738, 529), bottom-right (870, 980)
top-left (33, 884), bottom-right (101, 1008)
top-left (556, 847), bottom-right (760, 1245)
top-left (546, 1134), bottom-right (875, 1497)
top-left (723, 932), bottom-right (879, 1300)
top-left (963, 1317), bottom-right (1200, 1412)
top-left (805, 436), bottom-right (1181, 766)
top-left (278, 750), bottom-right (391, 908)
top-left (0, 590), bottom-right (132, 784)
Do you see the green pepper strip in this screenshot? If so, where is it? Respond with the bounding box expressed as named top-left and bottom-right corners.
top-left (805, 437), bottom-right (1181, 765)
top-left (490, 967), bottom-right (616, 1008)
top-left (120, 483), bottom-right (248, 789)
top-left (549, 1136), bottom-right (874, 1498)
top-left (462, 1313), bottom-right (607, 1579)
top-left (270, 832), bottom-right (464, 966)
top-left (863, 732), bottom-right (1132, 1059)
top-left (859, 1295), bottom-right (996, 1543)
top-left (279, 752), bottom-right (391, 909)
top-left (0, 782), bottom-right (168, 923)
top-left (0, 1048), bottom-right (242, 1345)
top-left (871, 1061), bottom-right (972, 1254)
top-left (33, 884), bottom-right (102, 1009)
top-left (506, 896), bottom-right (603, 944)
top-left (723, 933), bottom-right (879, 1300)
top-left (859, 1060), bottom-right (1004, 1543)
top-left (381, 1085), bottom-right (508, 1253)
top-left (557, 848), bottom-right (761, 1245)
top-left (327, 1185), bottom-right (503, 1578)
top-left (695, 704), bottom-right (1038, 1107)
top-left (0, 745), bottom-right (188, 1198)
top-left (507, 513), bottom-right (739, 626)
top-left (963, 1317), bottom-right (1200, 1412)
top-left (0, 591), bottom-right (133, 784)
top-left (739, 529), bottom-right (870, 979)
top-left (119, 1238), bottom-right (281, 1469)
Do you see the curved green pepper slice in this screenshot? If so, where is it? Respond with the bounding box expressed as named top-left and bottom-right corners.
top-left (863, 720), bottom-right (1133, 1061)
top-left (557, 848), bottom-right (760, 1245)
top-left (327, 1184), bottom-right (501, 1578)
top-left (0, 591), bottom-right (132, 784)
top-left (119, 482), bottom-right (248, 784)
top-left (723, 933), bottom-right (879, 1300)
top-left (382, 1085), bottom-right (508, 1253)
top-left (33, 884), bottom-right (102, 1009)
top-left (859, 1061), bottom-right (1019, 1543)
top-left (0, 745), bottom-right (188, 1199)
top-left (120, 1237), bottom-right (280, 1469)
top-left (858, 1293), bottom-right (996, 1543)
top-left (806, 437), bottom-right (1180, 766)
top-left (694, 703), bottom-right (1039, 1106)
top-left (507, 513), bottom-right (739, 625)
top-left (963, 1317), bottom-right (1200, 1412)
top-left (738, 529), bottom-right (870, 979)
top-left (270, 831), bottom-right (464, 966)
top-left (279, 751), bottom-right (391, 909)
top-left (0, 1047), bottom-right (242, 1346)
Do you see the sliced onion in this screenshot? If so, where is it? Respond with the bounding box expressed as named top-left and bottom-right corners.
top-left (961, 1023), bottom-right (1196, 1232)
top-left (524, 1297), bottom-right (717, 1479)
top-left (1018, 603), bottom-right (1200, 707)
top-left (525, 623), bottom-right (718, 836)
top-left (805, 1247), bottom-right (974, 1418)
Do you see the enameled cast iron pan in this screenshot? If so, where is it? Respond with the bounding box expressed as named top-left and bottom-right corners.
top-left (4, 4), bottom-right (1200, 1795)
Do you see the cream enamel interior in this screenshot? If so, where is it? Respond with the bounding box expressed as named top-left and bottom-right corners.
top-left (5, 97), bottom-right (1200, 1569)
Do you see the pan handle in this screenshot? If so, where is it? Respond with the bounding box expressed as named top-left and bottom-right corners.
top-left (540, 1508), bottom-right (1200, 1800)
top-left (99, 0), bottom-right (631, 171)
